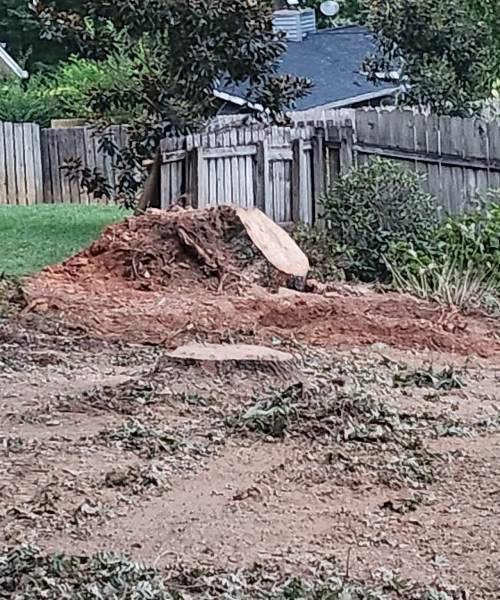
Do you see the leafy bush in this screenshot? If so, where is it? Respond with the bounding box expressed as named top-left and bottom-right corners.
top-left (321, 159), bottom-right (439, 282)
top-left (47, 54), bottom-right (137, 122)
top-left (387, 198), bottom-right (500, 308)
top-left (292, 223), bottom-right (347, 282)
top-left (0, 75), bottom-right (60, 125)
top-left (0, 54), bottom-right (137, 126)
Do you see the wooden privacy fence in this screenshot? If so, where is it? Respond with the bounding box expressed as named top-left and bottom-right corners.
top-left (2, 108), bottom-right (500, 218)
top-left (160, 124), bottom-right (353, 224)
top-left (0, 122), bottom-right (126, 205)
top-left (352, 109), bottom-right (500, 215)
top-left (160, 109), bottom-right (500, 218)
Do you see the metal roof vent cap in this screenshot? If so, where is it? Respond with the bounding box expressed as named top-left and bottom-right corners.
top-left (272, 8), bottom-right (317, 42)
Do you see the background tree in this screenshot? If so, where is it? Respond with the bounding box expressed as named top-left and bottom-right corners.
top-left (35, 0), bottom-right (311, 207)
top-left (364, 0), bottom-right (500, 116)
top-left (0, 0), bottom-right (78, 70)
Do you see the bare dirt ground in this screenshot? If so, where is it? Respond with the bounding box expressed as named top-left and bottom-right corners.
top-left (1, 207), bottom-right (499, 598)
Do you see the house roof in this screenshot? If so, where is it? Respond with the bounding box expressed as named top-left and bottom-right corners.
top-left (0, 44), bottom-right (28, 79)
top-left (216, 25), bottom-right (399, 111)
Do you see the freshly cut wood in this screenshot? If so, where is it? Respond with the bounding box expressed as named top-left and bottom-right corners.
top-left (167, 342), bottom-right (294, 363)
top-left (236, 207), bottom-right (309, 278)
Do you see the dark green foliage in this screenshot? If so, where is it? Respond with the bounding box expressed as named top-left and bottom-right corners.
top-left (0, 1), bottom-right (78, 71)
top-left (35, 0), bottom-right (312, 206)
top-left (321, 159), bottom-right (439, 282)
top-left (0, 75), bottom-right (59, 125)
top-left (0, 55), bottom-right (136, 127)
top-left (386, 198), bottom-right (500, 306)
top-left (291, 224), bottom-right (347, 282)
top-left (433, 199), bottom-right (500, 279)
top-left (364, 0), bottom-right (500, 115)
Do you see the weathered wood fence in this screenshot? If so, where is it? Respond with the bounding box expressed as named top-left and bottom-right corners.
top-left (0, 122), bottom-right (126, 205)
top-left (2, 108), bottom-right (500, 220)
top-left (160, 108), bottom-right (500, 219)
top-left (160, 123), bottom-right (353, 224)
top-left (352, 109), bottom-right (500, 215)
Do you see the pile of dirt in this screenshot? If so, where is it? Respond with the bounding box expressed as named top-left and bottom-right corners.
top-left (22, 206), bottom-right (500, 358)
top-left (46, 206), bottom-right (286, 293)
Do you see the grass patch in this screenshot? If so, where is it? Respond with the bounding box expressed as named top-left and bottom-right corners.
top-left (0, 204), bottom-right (129, 277)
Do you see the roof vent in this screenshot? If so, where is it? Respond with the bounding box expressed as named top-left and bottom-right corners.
top-left (272, 8), bottom-right (317, 42)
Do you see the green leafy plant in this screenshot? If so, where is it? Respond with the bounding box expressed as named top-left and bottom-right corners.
top-left (364, 0), bottom-right (500, 116)
top-left (0, 74), bottom-right (61, 125)
top-left (386, 198), bottom-right (500, 307)
top-left (0, 53), bottom-right (137, 127)
top-left (321, 159), bottom-right (439, 282)
top-left (291, 224), bottom-right (347, 281)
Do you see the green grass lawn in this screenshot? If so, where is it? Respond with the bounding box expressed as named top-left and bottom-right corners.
top-left (0, 204), bottom-right (130, 277)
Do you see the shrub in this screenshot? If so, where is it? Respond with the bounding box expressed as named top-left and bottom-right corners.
top-left (0, 75), bottom-right (60, 125)
top-left (0, 54), bottom-right (137, 127)
top-left (386, 198), bottom-right (500, 308)
top-left (321, 159), bottom-right (439, 282)
top-left (292, 224), bottom-right (347, 282)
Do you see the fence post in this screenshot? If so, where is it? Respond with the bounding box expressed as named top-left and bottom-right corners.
top-left (311, 127), bottom-right (326, 223)
top-left (187, 147), bottom-right (200, 208)
top-left (292, 137), bottom-right (305, 222)
top-left (340, 122), bottom-right (355, 175)
top-left (254, 139), bottom-right (269, 212)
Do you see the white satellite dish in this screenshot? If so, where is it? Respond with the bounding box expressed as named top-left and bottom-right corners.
top-left (320, 0), bottom-right (340, 17)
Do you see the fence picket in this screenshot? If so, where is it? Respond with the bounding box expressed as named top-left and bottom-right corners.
top-left (0, 123), bottom-right (6, 204)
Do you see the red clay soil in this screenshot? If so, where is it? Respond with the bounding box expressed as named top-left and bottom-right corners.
top-left (23, 206), bottom-right (500, 359)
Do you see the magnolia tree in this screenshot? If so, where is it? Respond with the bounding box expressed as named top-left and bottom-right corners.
top-left (34, 0), bottom-right (311, 207)
top-left (364, 0), bottom-right (500, 116)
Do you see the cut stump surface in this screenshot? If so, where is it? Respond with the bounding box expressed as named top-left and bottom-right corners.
top-left (236, 207), bottom-right (309, 278)
top-left (167, 343), bottom-right (294, 363)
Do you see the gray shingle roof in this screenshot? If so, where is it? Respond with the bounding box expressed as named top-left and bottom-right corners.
top-left (217, 26), bottom-right (398, 110)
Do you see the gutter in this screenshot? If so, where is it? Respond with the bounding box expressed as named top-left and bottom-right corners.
top-left (0, 45), bottom-right (28, 79)
top-left (215, 85), bottom-right (401, 113)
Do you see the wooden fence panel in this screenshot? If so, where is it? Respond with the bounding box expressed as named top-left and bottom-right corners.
top-left (0, 122), bottom-right (7, 204)
top-left (353, 108), bottom-right (500, 214)
top-left (0, 122), bottom-right (44, 205)
top-left (159, 124), bottom-right (317, 224)
top-left (424, 114), bottom-right (441, 208)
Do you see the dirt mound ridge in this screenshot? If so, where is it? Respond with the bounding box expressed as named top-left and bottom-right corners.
top-left (48, 206), bottom-right (280, 292)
